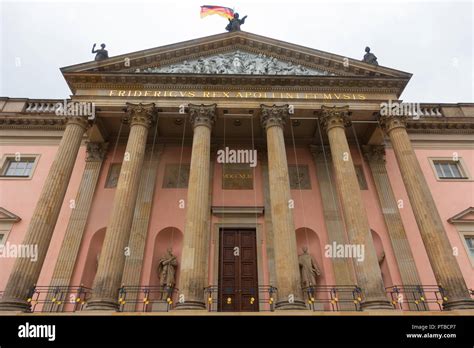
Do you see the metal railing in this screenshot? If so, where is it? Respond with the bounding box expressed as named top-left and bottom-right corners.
top-left (27, 285), bottom-right (92, 313)
top-left (117, 286), bottom-right (179, 312)
top-left (205, 285), bottom-right (277, 312)
top-left (5, 284), bottom-right (465, 313)
top-left (302, 285), bottom-right (363, 311)
top-left (386, 285), bottom-right (445, 311)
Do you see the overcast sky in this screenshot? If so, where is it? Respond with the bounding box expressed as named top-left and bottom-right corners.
top-left (1, 0), bottom-right (472, 103)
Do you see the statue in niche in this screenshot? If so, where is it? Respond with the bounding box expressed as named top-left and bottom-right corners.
top-left (157, 248), bottom-right (178, 298)
top-left (91, 43), bottom-right (109, 61)
top-left (363, 46), bottom-right (378, 65)
top-left (298, 246), bottom-right (321, 288)
top-left (378, 251), bottom-right (385, 265)
top-left (95, 252), bottom-right (101, 270)
top-left (225, 13), bottom-right (247, 32)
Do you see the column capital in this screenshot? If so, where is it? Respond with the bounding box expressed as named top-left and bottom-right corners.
top-left (124, 102), bottom-right (156, 128)
top-left (260, 104), bottom-right (290, 130)
top-left (309, 145), bottom-right (332, 162)
top-left (362, 144), bottom-right (386, 163)
top-left (319, 105), bottom-right (351, 132)
top-left (65, 116), bottom-right (91, 131)
top-left (86, 142), bottom-right (109, 162)
top-left (378, 115), bottom-right (407, 134)
top-left (188, 103), bottom-right (217, 129)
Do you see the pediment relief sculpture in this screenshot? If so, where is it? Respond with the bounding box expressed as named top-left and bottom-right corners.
top-left (135, 51), bottom-right (334, 76)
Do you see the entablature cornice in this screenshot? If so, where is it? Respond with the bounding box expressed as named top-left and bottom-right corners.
top-left (63, 73), bottom-right (407, 95)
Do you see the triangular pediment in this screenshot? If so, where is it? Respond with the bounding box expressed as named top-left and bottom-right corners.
top-left (0, 207), bottom-right (21, 222)
top-left (448, 207), bottom-right (474, 224)
top-left (61, 31), bottom-right (412, 96)
top-left (61, 31), bottom-right (411, 79)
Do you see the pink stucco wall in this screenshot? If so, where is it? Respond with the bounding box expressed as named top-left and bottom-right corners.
top-left (386, 147), bottom-right (474, 290)
top-left (287, 147), bottom-right (336, 288)
top-left (1, 140), bottom-right (472, 306)
top-left (0, 143), bottom-right (86, 291)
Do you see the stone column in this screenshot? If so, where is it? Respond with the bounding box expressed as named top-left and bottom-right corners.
top-left (86, 103), bottom-right (155, 311)
top-left (362, 145), bottom-right (421, 310)
top-left (320, 106), bottom-right (392, 310)
top-left (260, 149), bottom-right (277, 287)
top-left (45, 141), bottom-right (107, 311)
top-left (260, 104), bottom-right (306, 310)
top-left (379, 115), bottom-right (474, 310)
top-left (312, 144), bottom-right (379, 311)
top-left (176, 104), bottom-right (216, 310)
top-left (121, 144), bottom-right (163, 312)
top-left (309, 145), bottom-right (356, 292)
top-left (363, 144), bottom-right (422, 310)
top-left (0, 116), bottom-right (90, 311)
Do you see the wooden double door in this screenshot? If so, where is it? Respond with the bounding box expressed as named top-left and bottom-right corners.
top-left (218, 229), bottom-right (259, 312)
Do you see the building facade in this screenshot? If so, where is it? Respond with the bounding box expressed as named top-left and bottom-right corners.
top-left (0, 31), bottom-right (473, 313)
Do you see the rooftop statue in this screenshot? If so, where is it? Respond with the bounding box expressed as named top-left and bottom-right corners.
top-left (92, 43), bottom-right (108, 61)
top-left (363, 46), bottom-right (378, 65)
top-left (225, 13), bottom-right (247, 32)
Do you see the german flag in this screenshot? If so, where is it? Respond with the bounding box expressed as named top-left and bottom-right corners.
top-left (200, 5), bottom-right (234, 20)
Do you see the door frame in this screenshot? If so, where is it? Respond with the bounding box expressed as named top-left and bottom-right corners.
top-left (212, 222), bottom-right (265, 311)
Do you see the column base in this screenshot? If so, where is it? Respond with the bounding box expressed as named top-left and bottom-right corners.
top-left (361, 298), bottom-right (394, 311)
top-left (443, 298), bottom-right (474, 311)
top-left (85, 299), bottom-right (119, 311)
top-left (0, 298), bottom-right (30, 312)
top-left (175, 300), bottom-right (206, 310)
top-left (275, 299), bottom-right (307, 310)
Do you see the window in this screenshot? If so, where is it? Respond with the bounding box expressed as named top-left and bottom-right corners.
top-left (448, 207), bottom-right (474, 266)
top-left (465, 236), bottom-right (474, 259)
top-left (0, 156), bottom-right (38, 179)
top-left (0, 207), bottom-right (21, 245)
top-left (433, 160), bottom-right (466, 179)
